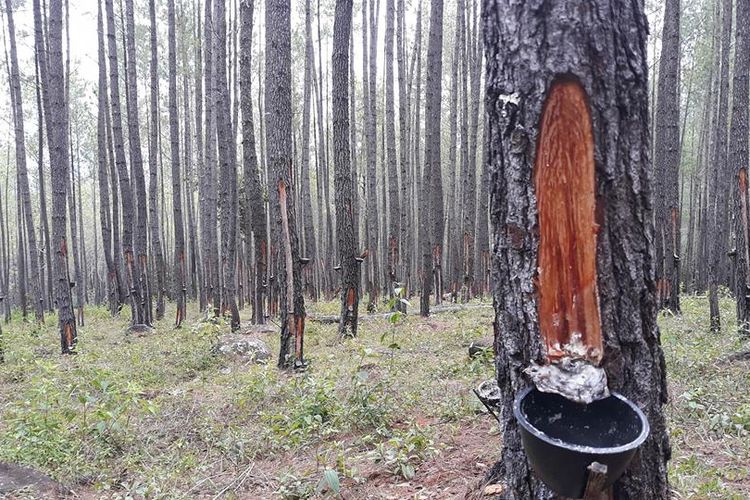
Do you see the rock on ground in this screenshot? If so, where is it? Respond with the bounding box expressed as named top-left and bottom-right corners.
top-left (0, 462), bottom-right (66, 497)
top-left (213, 335), bottom-right (271, 364)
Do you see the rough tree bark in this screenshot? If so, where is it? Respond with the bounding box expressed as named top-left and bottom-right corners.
top-left (708, 0), bottom-right (732, 333)
top-left (168, 0), bottom-right (187, 327)
top-left (332, 0), bottom-right (359, 337)
top-left (266, 0), bottom-right (306, 368)
top-left (384, 0), bottom-right (399, 297)
top-left (653, 0), bottom-right (681, 314)
top-left (396, 0), bottom-right (410, 294)
top-left (731, 0), bottom-right (750, 336)
top-left (463, 0), bottom-right (482, 301)
top-left (104, 0), bottom-right (140, 326)
top-left (364, 0), bottom-right (380, 310)
top-left (419, 0), bottom-right (443, 316)
top-left (446, 0), bottom-right (464, 299)
top-left (34, 53), bottom-right (53, 312)
top-left (485, 0), bottom-right (670, 497)
top-left (124, 0), bottom-right (152, 325)
top-left (149, 0), bottom-right (166, 320)
top-left (240, 0), bottom-right (268, 325)
top-left (4, 0), bottom-right (44, 323)
top-left (46, 0), bottom-right (77, 353)
top-left (300, 0), bottom-right (318, 300)
top-left (214, 0), bottom-right (240, 331)
top-left (96, 0), bottom-right (119, 317)
top-left (203, 0), bottom-right (221, 318)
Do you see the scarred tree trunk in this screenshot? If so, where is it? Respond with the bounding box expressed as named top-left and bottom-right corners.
top-left (266, 0), bottom-right (306, 368)
top-left (332, 0), bottom-right (359, 337)
top-left (168, 0), bottom-right (187, 327)
top-left (653, 0), bottom-right (681, 314)
top-left (105, 0), bottom-right (139, 325)
top-left (4, 0), bottom-right (44, 323)
top-left (241, 0), bottom-right (268, 325)
top-left (485, 0), bottom-right (670, 497)
top-left (45, 0), bottom-right (77, 353)
top-left (732, 0), bottom-right (750, 336)
top-left (125, 0), bottom-right (152, 325)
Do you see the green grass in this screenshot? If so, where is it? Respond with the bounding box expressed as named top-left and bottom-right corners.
top-left (0, 295), bottom-right (748, 498)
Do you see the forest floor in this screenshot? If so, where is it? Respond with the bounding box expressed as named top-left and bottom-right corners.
top-left (0, 295), bottom-right (749, 499)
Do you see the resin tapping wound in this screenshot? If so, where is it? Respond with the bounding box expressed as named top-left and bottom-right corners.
top-left (534, 79), bottom-right (603, 363)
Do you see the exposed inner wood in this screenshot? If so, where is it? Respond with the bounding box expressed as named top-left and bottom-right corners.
top-left (534, 80), bottom-right (603, 363)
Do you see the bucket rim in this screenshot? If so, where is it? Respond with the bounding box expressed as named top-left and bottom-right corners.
top-left (513, 386), bottom-right (651, 455)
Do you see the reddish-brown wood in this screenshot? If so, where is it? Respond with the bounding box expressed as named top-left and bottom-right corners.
top-left (534, 80), bottom-right (602, 362)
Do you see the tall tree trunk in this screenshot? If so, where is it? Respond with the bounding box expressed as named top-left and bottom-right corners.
top-left (266, 0), bottom-right (306, 368)
top-left (446, 0), bottom-right (463, 300)
top-left (214, 0), bottom-right (240, 331)
top-left (241, 0), bottom-right (268, 325)
top-left (396, 0), bottom-right (410, 295)
top-left (419, 0), bottom-right (443, 316)
top-left (34, 53), bottom-right (53, 312)
top-left (124, 0), bottom-right (152, 325)
top-left (709, 0), bottom-right (732, 332)
top-left (148, 0), bottom-right (166, 320)
top-left (333, 0), bottom-right (359, 337)
top-left (300, 0), bottom-right (318, 300)
top-left (4, 0), bottom-right (44, 323)
top-left (410, 1), bottom-right (423, 293)
top-left (653, 0), bottom-right (681, 314)
top-left (384, 0), bottom-right (399, 298)
top-left (364, 0), bottom-right (380, 310)
top-left (168, 0), bottom-right (187, 327)
top-left (203, 0), bottom-right (221, 318)
top-left (45, 0), bottom-right (77, 353)
top-left (67, 133), bottom-right (84, 325)
top-left (732, 0), bottom-right (750, 336)
top-left (474, 114), bottom-right (490, 297)
top-left (463, 0), bottom-right (482, 301)
top-left (96, 0), bottom-right (119, 317)
top-left (105, 0), bottom-right (139, 326)
top-left (485, 0), bottom-right (670, 496)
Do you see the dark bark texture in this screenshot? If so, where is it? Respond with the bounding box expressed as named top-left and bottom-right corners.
top-left (266, 0), bottom-right (306, 368)
top-left (708, 0), bottom-right (732, 332)
top-left (240, 0), bottom-right (268, 325)
top-left (484, 0), bottom-right (670, 497)
top-left (332, 0), bottom-right (359, 337)
top-left (653, 0), bottom-right (681, 314)
top-left (419, 0), bottom-right (443, 316)
top-left (46, 0), bottom-right (78, 353)
top-left (731, 0), bottom-right (750, 336)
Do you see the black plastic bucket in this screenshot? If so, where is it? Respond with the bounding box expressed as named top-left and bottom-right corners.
top-left (513, 387), bottom-right (649, 498)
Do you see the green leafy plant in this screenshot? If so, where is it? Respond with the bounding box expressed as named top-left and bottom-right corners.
top-left (367, 424), bottom-right (438, 479)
